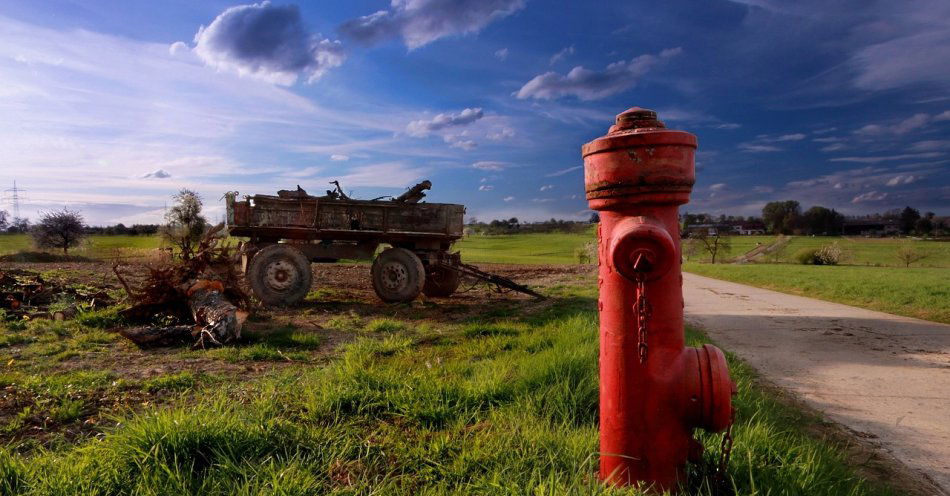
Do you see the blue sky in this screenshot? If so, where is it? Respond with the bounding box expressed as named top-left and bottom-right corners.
top-left (2, 0), bottom-right (949, 225)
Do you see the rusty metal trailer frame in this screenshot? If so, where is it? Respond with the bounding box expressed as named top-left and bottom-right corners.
top-left (224, 185), bottom-right (542, 304)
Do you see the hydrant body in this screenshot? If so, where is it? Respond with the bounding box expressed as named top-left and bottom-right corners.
top-left (583, 108), bottom-right (735, 491)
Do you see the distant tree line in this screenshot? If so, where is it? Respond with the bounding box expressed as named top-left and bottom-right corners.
top-left (683, 201), bottom-right (946, 237)
top-left (466, 214), bottom-right (598, 235)
top-left (0, 209), bottom-right (161, 236)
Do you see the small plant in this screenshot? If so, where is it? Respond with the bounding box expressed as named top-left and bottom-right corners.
top-left (365, 318), bottom-right (407, 333)
top-left (794, 247), bottom-right (819, 265)
top-left (142, 371), bottom-right (197, 393)
top-left (895, 243), bottom-right (927, 267)
top-left (49, 397), bottom-right (85, 423)
top-left (815, 242), bottom-right (842, 265)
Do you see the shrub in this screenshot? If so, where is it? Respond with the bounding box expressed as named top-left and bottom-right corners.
top-left (795, 243), bottom-right (842, 265)
top-left (794, 248), bottom-right (819, 265)
top-left (815, 242), bottom-right (842, 265)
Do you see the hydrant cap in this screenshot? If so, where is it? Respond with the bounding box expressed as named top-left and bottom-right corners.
top-left (610, 107), bottom-right (665, 134)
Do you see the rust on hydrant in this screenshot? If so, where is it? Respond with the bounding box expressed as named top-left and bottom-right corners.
top-left (583, 107), bottom-right (736, 492)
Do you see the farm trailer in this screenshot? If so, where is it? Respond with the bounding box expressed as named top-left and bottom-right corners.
top-left (225, 181), bottom-right (542, 305)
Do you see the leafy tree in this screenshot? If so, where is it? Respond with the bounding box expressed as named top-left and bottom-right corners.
top-left (802, 206), bottom-right (845, 235)
top-left (915, 212), bottom-right (934, 236)
top-left (7, 217), bottom-right (30, 233)
top-left (898, 206), bottom-right (920, 235)
top-left (162, 189), bottom-right (208, 260)
top-left (762, 201), bottom-right (801, 234)
top-left (0, 210), bottom-right (8, 231)
top-left (31, 209), bottom-right (86, 255)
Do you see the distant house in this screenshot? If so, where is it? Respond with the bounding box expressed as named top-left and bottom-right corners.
top-left (842, 219), bottom-right (899, 237)
top-left (685, 223), bottom-right (732, 236)
top-left (731, 222), bottom-right (766, 235)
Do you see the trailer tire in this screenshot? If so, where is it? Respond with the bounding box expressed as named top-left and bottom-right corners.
top-left (247, 244), bottom-right (312, 306)
top-left (423, 265), bottom-right (461, 297)
top-left (372, 248), bottom-right (425, 303)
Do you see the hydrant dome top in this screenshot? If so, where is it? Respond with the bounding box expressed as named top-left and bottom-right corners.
top-left (610, 107), bottom-right (666, 135)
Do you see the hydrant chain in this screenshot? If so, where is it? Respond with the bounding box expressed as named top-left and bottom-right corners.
top-left (635, 275), bottom-right (651, 363)
top-left (715, 409), bottom-right (737, 486)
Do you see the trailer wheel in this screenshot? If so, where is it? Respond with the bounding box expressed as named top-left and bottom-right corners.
top-left (372, 248), bottom-right (425, 303)
top-left (247, 244), bottom-right (312, 306)
top-left (423, 265), bottom-right (461, 297)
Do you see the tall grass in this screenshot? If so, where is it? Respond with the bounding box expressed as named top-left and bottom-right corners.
top-left (0, 290), bottom-right (896, 495)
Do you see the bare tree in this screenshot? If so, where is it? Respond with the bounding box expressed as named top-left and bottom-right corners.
top-left (162, 189), bottom-right (209, 260)
top-left (692, 231), bottom-right (732, 264)
top-left (0, 210), bottom-right (8, 232)
top-left (895, 243), bottom-right (927, 268)
top-left (681, 237), bottom-right (701, 261)
top-left (31, 209), bottom-right (86, 255)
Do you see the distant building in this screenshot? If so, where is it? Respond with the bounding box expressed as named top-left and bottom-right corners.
top-left (731, 222), bottom-right (766, 235)
top-left (841, 219), bottom-right (899, 237)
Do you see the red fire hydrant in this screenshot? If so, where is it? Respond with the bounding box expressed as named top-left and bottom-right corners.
top-left (583, 107), bottom-right (736, 491)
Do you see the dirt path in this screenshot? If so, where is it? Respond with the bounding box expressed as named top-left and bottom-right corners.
top-left (683, 272), bottom-right (950, 495)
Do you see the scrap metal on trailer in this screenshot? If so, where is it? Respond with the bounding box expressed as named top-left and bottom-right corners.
top-left (225, 181), bottom-right (543, 305)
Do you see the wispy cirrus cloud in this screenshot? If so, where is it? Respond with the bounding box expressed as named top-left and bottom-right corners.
top-left (515, 47), bottom-right (681, 101)
top-left (340, 0), bottom-right (525, 50)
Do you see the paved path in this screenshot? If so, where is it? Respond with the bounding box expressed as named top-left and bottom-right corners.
top-left (683, 273), bottom-right (950, 494)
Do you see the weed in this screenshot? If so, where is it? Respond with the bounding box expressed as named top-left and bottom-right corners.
top-left (75, 306), bottom-right (125, 329)
top-left (142, 372), bottom-right (198, 393)
top-left (50, 397), bottom-right (85, 423)
top-left (365, 318), bottom-right (407, 333)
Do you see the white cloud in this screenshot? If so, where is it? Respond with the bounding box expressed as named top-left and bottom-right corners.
top-left (494, 47), bottom-right (509, 60)
top-left (854, 113), bottom-right (931, 136)
top-left (709, 183), bottom-right (727, 191)
top-left (830, 152), bottom-right (943, 163)
top-left (406, 108), bottom-right (484, 137)
top-left (539, 184), bottom-right (554, 191)
top-left (141, 169), bottom-right (171, 179)
top-left (545, 165), bottom-right (582, 177)
top-left (443, 133), bottom-right (477, 150)
top-left (472, 161), bottom-right (506, 171)
top-left (330, 154), bottom-right (350, 161)
top-left (192, 2), bottom-right (345, 85)
top-left (738, 143), bottom-right (781, 153)
top-left (478, 184), bottom-right (494, 191)
top-left (886, 175), bottom-right (920, 186)
top-left (775, 133), bottom-right (806, 141)
top-left (549, 45), bottom-right (574, 65)
top-left (515, 48), bottom-right (681, 101)
top-left (486, 127), bottom-right (515, 140)
top-left (820, 143), bottom-right (847, 152)
top-left (503, 196), bottom-right (515, 202)
top-left (851, 190), bottom-right (888, 203)
top-left (935, 110), bottom-right (950, 121)
top-left (340, 0), bottom-right (526, 50)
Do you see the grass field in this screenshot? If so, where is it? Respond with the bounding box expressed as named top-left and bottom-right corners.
top-left (0, 278), bottom-right (897, 495)
top-left (456, 229), bottom-right (595, 265)
top-left (705, 236), bottom-right (950, 268)
top-left (0, 234), bottom-right (162, 260)
top-left (685, 263), bottom-right (950, 324)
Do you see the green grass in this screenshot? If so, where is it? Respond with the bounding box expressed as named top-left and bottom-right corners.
top-left (685, 263), bottom-right (950, 324)
top-left (456, 228), bottom-right (596, 264)
top-left (0, 284), bottom-right (897, 495)
top-left (0, 234), bottom-right (161, 260)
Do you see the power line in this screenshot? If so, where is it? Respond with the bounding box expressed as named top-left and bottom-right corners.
top-left (2, 181), bottom-right (27, 218)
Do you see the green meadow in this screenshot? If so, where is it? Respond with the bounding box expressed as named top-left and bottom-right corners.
top-left (0, 281), bottom-right (897, 495)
